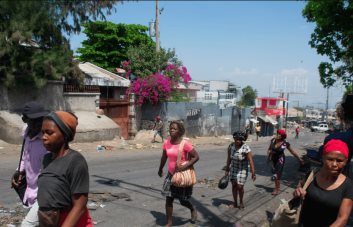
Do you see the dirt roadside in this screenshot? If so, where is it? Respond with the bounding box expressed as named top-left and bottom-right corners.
top-left (0, 130), bottom-right (235, 159)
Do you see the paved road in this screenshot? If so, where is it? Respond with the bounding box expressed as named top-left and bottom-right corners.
top-left (0, 131), bottom-right (326, 227)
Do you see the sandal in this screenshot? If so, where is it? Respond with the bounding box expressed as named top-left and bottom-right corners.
top-left (239, 204), bottom-right (245, 209)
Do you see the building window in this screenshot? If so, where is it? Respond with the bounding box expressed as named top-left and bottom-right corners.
top-left (205, 93), bottom-right (212, 100)
top-left (225, 94), bottom-right (233, 99)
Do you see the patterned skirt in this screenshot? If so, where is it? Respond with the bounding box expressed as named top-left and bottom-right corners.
top-left (271, 154), bottom-right (285, 180)
top-left (162, 173), bottom-right (193, 200)
top-left (230, 166), bottom-right (248, 185)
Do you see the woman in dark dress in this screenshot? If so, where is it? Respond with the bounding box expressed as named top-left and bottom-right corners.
top-left (294, 139), bottom-right (353, 226)
top-left (267, 129), bottom-right (304, 195)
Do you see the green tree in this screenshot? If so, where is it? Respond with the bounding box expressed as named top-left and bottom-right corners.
top-left (0, 0), bottom-right (119, 88)
top-left (302, 0), bottom-right (353, 91)
top-left (124, 43), bottom-right (181, 78)
top-left (239, 86), bottom-right (257, 107)
top-left (77, 22), bottom-right (155, 72)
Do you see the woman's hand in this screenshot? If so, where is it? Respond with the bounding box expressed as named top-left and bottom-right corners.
top-left (225, 170), bottom-right (230, 176)
top-left (298, 156), bottom-right (305, 165)
top-left (11, 171), bottom-right (24, 188)
top-left (175, 162), bottom-right (187, 172)
top-left (158, 169), bottom-right (163, 177)
top-left (293, 186), bottom-right (306, 200)
top-left (251, 173), bottom-right (256, 181)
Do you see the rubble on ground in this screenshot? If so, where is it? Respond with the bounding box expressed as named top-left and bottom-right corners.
top-left (0, 205), bottom-right (27, 226)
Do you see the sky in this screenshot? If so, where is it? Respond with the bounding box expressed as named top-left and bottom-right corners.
top-left (69, 1), bottom-right (346, 109)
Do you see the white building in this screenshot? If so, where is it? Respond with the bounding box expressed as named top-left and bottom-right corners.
top-left (189, 80), bottom-right (240, 108)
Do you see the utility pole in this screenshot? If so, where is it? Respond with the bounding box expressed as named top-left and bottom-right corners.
top-left (155, 0), bottom-right (160, 52)
top-left (285, 93), bottom-right (289, 131)
top-left (325, 87), bottom-right (329, 121)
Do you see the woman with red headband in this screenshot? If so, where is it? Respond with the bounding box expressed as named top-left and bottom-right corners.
top-left (267, 129), bottom-right (304, 195)
top-left (294, 139), bottom-right (353, 226)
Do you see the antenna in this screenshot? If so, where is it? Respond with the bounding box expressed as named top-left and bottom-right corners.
top-left (272, 75), bottom-right (308, 94)
top-left (272, 75), bottom-right (308, 129)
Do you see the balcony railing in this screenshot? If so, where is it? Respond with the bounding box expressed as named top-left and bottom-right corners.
top-left (64, 84), bottom-right (100, 93)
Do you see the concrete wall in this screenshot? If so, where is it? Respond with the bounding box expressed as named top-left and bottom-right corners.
top-left (0, 81), bottom-right (121, 144)
top-left (2, 81), bottom-right (66, 113)
top-left (0, 111), bottom-right (25, 144)
top-left (1, 81), bottom-right (99, 113)
top-left (139, 101), bottom-right (251, 137)
top-left (0, 86), bottom-right (9, 110)
top-left (64, 93), bottom-right (99, 112)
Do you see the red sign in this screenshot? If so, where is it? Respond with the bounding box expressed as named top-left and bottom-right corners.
top-left (255, 97), bottom-right (287, 116)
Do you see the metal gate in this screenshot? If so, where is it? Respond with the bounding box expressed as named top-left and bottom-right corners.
top-left (185, 108), bottom-right (202, 137)
top-left (100, 98), bottom-right (129, 139)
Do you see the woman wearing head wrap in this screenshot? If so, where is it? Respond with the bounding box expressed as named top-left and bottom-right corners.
top-left (323, 94), bottom-right (353, 177)
top-left (224, 131), bottom-right (256, 209)
top-left (294, 139), bottom-right (353, 226)
top-left (267, 129), bottom-right (304, 195)
top-left (37, 111), bottom-right (92, 227)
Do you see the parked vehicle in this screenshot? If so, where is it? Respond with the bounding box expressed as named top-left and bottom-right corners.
top-left (311, 123), bottom-right (329, 132)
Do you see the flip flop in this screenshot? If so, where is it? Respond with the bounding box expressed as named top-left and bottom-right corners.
top-left (239, 204), bottom-right (245, 209)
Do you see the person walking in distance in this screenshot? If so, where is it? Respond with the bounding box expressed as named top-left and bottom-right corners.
top-left (267, 129), bottom-right (304, 195)
top-left (152, 115), bottom-right (164, 143)
top-left (255, 123), bottom-right (261, 141)
top-left (158, 121), bottom-right (199, 227)
top-left (11, 101), bottom-right (49, 227)
top-left (224, 131), bottom-right (256, 209)
top-left (295, 126), bottom-right (300, 139)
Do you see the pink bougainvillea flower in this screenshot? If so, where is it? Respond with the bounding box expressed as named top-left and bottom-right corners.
top-left (125, 62), bottom-right (192, 105)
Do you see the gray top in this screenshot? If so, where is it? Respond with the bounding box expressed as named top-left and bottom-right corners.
top-left (37, 150), bottom-right (89, 209)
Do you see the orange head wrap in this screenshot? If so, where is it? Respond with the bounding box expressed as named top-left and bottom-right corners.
top-left (47, 111), bottom-right (78, 142)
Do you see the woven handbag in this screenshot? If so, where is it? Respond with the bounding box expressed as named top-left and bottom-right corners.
top-left (271, 171), bottom-right (315, 227)
top-left (171, 139), bottom-right (197, 187)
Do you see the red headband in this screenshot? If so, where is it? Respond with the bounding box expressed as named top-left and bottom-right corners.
top-left (277, 129), bottom-right (287, 139)
top-left (323, 139), bottom-right (349, 158)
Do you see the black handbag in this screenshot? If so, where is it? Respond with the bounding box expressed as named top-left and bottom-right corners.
top-left (218, 175), bottom-right (229, 189)
top-left (12, 139), bottom-right (27, 205)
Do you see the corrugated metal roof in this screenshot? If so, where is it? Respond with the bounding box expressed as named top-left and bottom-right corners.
top-left (257, 115), bottom-right (278, 125)
top-left (79, 62), bottom-right (130, 87)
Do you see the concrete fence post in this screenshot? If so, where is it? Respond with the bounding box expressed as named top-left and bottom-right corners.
top-left (128, 93), bottom-right (137, 139)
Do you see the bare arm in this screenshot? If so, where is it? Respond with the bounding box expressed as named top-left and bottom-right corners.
top-left (267, 140), bottom-right (273, 163)
top-left (176, 149), bottom-right (199, 172)
top-left (61, 193), bottom-right (88, 227)
top-left (287, 146), bottom-right (304, 165)
top-left (267, 141), bottom-right (272, 156)
top-left (225, 145), bottom-right (232, 175)
top-left (158, 149), bottom-right (168, 177)
top-left (330, 198), bottom-right (353, 227)
top-left (246, 151), bottom-right (256, 181)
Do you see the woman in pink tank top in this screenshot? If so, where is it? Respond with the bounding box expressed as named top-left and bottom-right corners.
top-left (158, 121), bottom-right (199, 227)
